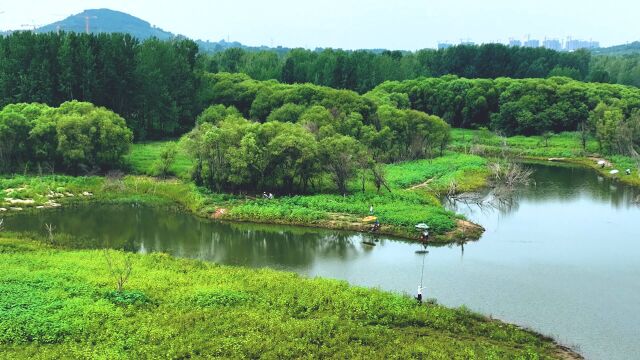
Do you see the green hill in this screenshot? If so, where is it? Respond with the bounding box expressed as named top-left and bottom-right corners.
top-left (37, 8), bottom-right (174, 40)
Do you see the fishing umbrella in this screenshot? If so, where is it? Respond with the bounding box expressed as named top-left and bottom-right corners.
top-left (415, 223), bottom-right (430, 230)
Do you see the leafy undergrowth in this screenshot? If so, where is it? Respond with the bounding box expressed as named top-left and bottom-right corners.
top-left (0, 237), bottom-right (569, 359)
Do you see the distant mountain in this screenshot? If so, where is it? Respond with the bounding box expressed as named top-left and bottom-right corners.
top-left (27, 8), bottom-right (282, 53)
top-left (37, 9), bottom-right (174, 40)
top-left (592, 42), bottom-right (640, 56)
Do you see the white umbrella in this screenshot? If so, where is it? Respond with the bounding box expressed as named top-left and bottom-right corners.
top-left (415, 223), bottom-right (430, 230)
top-left (597, 160), bottom-right (606, 166)
top-left (610, 170), bottom-right (619, 175)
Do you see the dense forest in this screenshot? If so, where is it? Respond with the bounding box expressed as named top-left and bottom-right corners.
top-left (0, 31), bottom-right (199, 140)
top-left (368, 76), bottom-right (640, 137)
top-left (203, 45), bottom-right (640, 92)
top-left (186, 72), bottom-right (450, 193)
top-left (1, 31), bottom-right (640, 169)
top-left (202, 45), bottom-right (592, 93)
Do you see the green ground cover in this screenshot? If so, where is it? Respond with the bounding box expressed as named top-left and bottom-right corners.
top-left (0, 236), bottom-right (572, 359)
top-left (125, 141), bottom-right (193, 179)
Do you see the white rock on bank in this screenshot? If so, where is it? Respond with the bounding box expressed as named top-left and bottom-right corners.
top-left (5, 198), bottom-right (36, 205)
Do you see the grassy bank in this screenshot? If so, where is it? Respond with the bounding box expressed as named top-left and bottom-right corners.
top-left (1, 151), bottom-right (489, 243)
top-left (450, 128), bottom-right (640, 186)
top-left (0, 235), bottom-right (577, 359)
top-left (125, 141), bottom-right (193, 179)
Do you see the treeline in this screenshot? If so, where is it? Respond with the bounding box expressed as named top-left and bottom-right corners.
top-left (2, 32), bottom-right (638, 158)
top-left (0, 31), bottom-right (199, 140)
top-left (201, 45), bottom-right (592, 93)
top-left (0, 101), bottom-right (132, 174)
top-left (369, 76), bottom-right (640, 154)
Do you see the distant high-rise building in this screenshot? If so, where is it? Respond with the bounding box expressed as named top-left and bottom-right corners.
top-left (438, 42), bottom-right (453, 50)
top-left (523, 39), bottom-right (540, 48)
top-left (543, 39), bottom-right (562, 51)
top-left (460, 41), bottom-right (475, 46)
top-left (565, 38), bottom-right (600, 51)
top-left (509, 39), bottom-right (522, 47)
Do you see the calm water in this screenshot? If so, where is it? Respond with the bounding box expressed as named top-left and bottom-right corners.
top-left (4, 163), bottom-right (640, 360)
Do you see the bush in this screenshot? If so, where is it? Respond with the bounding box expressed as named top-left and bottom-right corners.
top-left (104, 290), bottom-right (153, 307)
top-left (0, 101), bottom-right (133, 174)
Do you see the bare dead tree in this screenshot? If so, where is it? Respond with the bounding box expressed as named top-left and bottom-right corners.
top-left (44, 223), bottom-right (55, 244)
top-left (446, 180), bottom-right (459, 198)
top-left (489, 162), bottom-right (534, 189)
top-left (104, 250), bottom-right (133, 292)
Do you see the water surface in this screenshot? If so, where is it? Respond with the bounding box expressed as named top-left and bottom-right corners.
top-left (4, 163), bottom-right (640, 360)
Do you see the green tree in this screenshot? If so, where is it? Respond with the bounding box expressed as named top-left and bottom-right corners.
top-left (320, 135), bottom-right (363, 194)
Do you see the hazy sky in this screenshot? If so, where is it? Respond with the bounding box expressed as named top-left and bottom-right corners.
top-left (0, 0), bottom-right (638, 50)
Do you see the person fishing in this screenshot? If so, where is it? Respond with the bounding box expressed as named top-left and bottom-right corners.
top-left (370, 218), bottom-right (380, 232)
top-left (416, 285), bottom-right (424, 304)
top-left (420, 230), bottom-right (429, 243)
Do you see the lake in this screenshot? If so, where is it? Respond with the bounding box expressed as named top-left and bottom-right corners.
top-left (4, 162), bottom-right (640, 360)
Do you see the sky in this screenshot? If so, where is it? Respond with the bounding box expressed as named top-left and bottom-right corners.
top-left (0, 0), bottom-right (638, 50)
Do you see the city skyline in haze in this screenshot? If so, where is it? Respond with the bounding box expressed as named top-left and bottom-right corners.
top-left (0, 0), bottom-right (637, 50)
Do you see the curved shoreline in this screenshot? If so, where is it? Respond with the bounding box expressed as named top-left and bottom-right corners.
top-left (526, 156), bottom-right (640, 187)
top-left (0, 234), bottom-right (583, 359)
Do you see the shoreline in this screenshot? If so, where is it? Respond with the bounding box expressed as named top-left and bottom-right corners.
top-left (0, 235), bottom-right (583, 359)
top-left (525, 156), bottom-right (640, 187)
top-left (3, 151), bottom-right (635, 245)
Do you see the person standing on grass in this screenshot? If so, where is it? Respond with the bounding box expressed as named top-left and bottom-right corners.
top-left (369, 204), bottom-right (374, 215)
top-left (416, 286), bottom-right (424, 304)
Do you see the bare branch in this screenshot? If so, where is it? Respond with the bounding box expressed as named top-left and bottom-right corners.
top-left (103, 250), bottom-right (133, 292)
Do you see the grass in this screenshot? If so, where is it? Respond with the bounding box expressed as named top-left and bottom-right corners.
top-left (215, 152), bottom-right (491, 241)
top-left (125, 141), bottom-right (193, 179)
top-left (385, 153), bottom-right (489, 192)
top-left (450, 128), bottom-right (601, 158)
top-left (450, 128), bottom-right (640, 186)
top-left (0, 235), bottom-right (572, 359)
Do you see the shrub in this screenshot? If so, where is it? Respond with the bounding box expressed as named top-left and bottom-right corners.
top-left (104, 290), bottom-right (153, 307)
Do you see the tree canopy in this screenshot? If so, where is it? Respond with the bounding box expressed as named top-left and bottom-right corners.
top-left (0, 101), bottom-right (133, 174)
